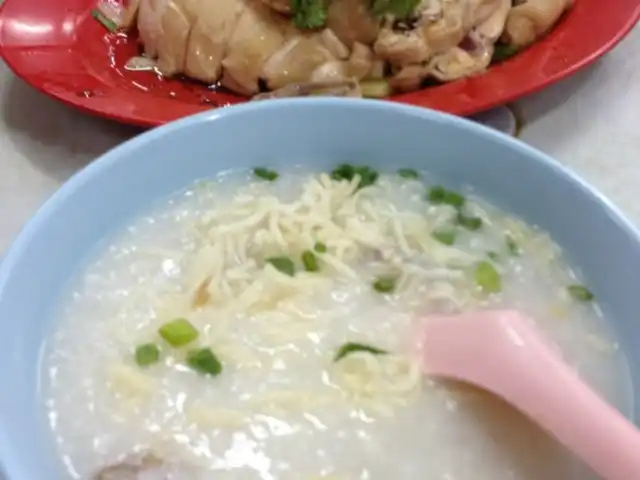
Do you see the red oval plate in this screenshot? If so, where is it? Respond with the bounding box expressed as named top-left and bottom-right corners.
top-left (0, 0), bottom-right (638, 127)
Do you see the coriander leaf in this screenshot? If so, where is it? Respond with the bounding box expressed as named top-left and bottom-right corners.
top-left (291, 0), bottom-right (327, 29)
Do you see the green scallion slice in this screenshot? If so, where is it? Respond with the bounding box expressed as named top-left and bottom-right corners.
top-left (314, 241), bottom-right (327, 253)
top-left (506, 235), bottom-right (520, 256)
top-left (253, 167), bottom-right (279, 181)
top-left (432, 228), bottom-right (456, 246)
top-left (372, 276), bottom-right (396, 293)
top-left (567, 284), bottom-right (594, 302)
top-left (457, 213), bottom-right (483, 230)
top-left (158, 318), bottom-right (199, 347)
top-left (330, 164), bottom-right (379, 190)
top-left (91, 9), bottom-right (118, 32)
top-left (474, 261), bottom-right (501, 293)
top-left (427, 186), bottom-right (466, 208)
top-left (334, 342), bottom-right (388, 362)
top-left (301, 250), bottom-right (319, 272)
top-left (134, 343), bottom-right (160, 367)
top-left (398, 168), bottom-right (419, 179)
top-left (186, 347), bottom-right (223, 376)
top-left (266, 256), bottom-right (296, 276)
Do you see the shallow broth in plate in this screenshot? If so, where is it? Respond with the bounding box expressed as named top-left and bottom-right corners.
top-left (43, 166), bottom-right (630, 479)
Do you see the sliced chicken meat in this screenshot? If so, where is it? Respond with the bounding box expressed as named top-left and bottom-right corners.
top-left (502, 0), bottom-right (573, 47)
top-left (428, 44), bottom-right (493, 81)
top-left (183, 0), bottom-right (247, 83)
top-left (221, 0), bottom-right (290, 95)
top-left (259, 0), bottom-right (291, 13)
top-left (475, 0), bottom-right (512, 41)
top-left (253, 79), bottom-right (363, 100)
top-left (310, 41), bottom-right (375, 83)
top-left (326, 0), bottom-right (380, 48)
top-left (261, 33), bottom-right (337, 90)
top-left (374, 27), bottom-right (431, 67)
top-left (320, 28), bottom-right (350, 59)
top-left (389, 64), bottom-right (428, 92)
top-left (137, 0), bottom-right (200, 77)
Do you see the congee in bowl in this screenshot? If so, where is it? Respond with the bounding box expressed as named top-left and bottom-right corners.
top-left (0, 99), bottom-right (637, 480)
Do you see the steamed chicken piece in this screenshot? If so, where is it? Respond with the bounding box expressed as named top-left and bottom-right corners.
top-left (221, 0), bottom-right (290, 95)
top-left (259, 0), bottom-right (291, 13)
top-left (475, 0), bottom-right (512, 41)
top-left (183, 0), bottom-right (247, 83)
top-left (310, 41), bottom-right (375, 82)
top-left (502, 0), bottom-right (573, 47)
top-left (325, 0), bottom-right (380, 48)
top-left (375, 0), bottom-right (505, 68)
top-left (137, 0), bottom-right (200, 77)
top-left (381, 0), bottom-right (510, 88)
top-left (130, 0), bottom-right (572, 97)
top-left (262, 34), bottom-right (337, 90)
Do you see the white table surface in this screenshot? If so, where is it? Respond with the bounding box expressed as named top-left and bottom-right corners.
top-left (0, 26), bottom-right (638, 255)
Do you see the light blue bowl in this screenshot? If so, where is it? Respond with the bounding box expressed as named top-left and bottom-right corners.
top-left (0, 98), bottom-right (639, 478)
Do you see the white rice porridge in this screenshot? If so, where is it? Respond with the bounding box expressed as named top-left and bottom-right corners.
top-left (43, 167), bottom-right (631, 479)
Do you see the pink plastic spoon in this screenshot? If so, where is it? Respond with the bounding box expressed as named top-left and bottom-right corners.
top-left (418, 309), bottom-right (640, 480)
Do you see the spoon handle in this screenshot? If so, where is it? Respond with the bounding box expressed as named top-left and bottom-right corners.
top-left (497, 328), bottom-right (640, 480)
top-left (421, 311), bottom-right (640, 480)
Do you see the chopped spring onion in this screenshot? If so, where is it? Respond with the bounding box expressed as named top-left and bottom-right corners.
top-left (487, 251), bottom-right (500, 261)
top-left (506, 235), bottom-right (520, 255)
top-left (330, 164), bottom-right (379, 190)
top-left (158, 318), bottom-right (199, 347)
top-left (372, 276), bottom-right (396, 293)
top-left (253, 167), bottom-right (279, 181)
top-left (134, 343), bottom-right (160, 367)
top-left (567, 284), bottom-right (594, 302)
top-left (334, 342), bottom-right (388, 362)
top-left (91, 9), bottom-right (118, 32)
top-left (266, 256), bottom-right (296, 276)
top-left (186, 347), bottom-right (223, 376)
top-left (398, 168), bottom-right (419, 179)
top-left (457, 212), bottom-right (483, 230)
top-left (474, 261), bottom-right (501, 293)
top-left (314, 241), bottom-right (327, 253)
top-left (428, 186), bottom-right (466, 208)
top-left (301, 250), bottom-right (319, 272)
top-left (492, 43), bottom-right (520, 64)
top-left (360, 79), bottom-right (391, 98)
top-left (432, 228), bottom-right (456, 246)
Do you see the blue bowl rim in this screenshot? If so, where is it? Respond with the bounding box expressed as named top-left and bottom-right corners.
top-left (1, 97), bottom-right (639, 477)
